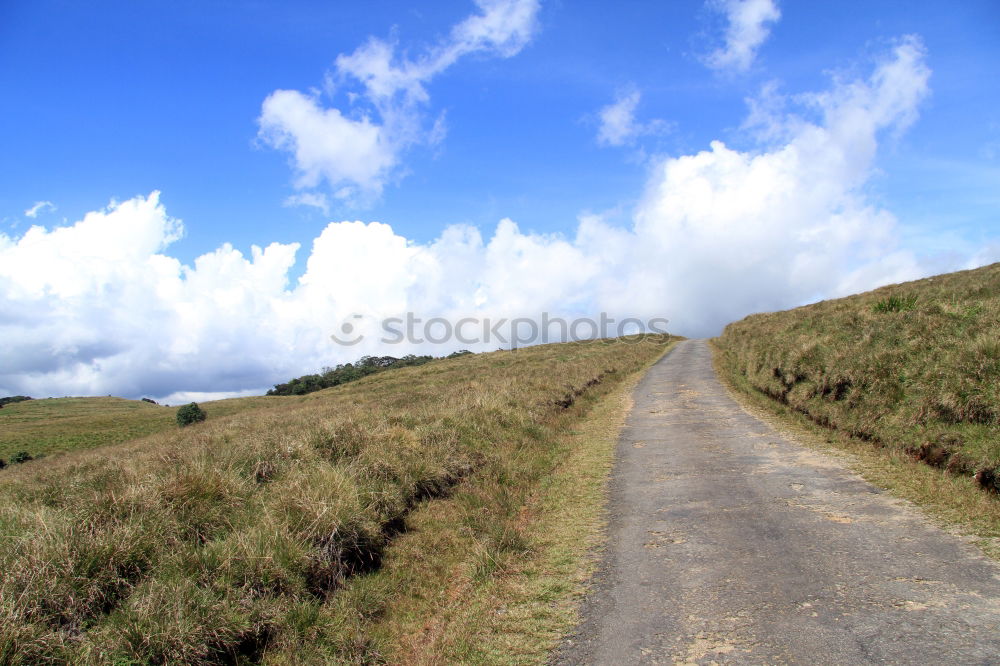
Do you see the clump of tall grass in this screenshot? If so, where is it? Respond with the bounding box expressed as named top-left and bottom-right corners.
top-left (716, 262), bottom-right (1000, 490)
top-left (0, 335), bottom-right (676, 663)
top-left (872, 294), bottom-right (917, 313)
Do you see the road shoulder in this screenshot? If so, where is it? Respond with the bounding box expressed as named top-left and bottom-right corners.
top-left (710, 338), bottom-right (1000, 561)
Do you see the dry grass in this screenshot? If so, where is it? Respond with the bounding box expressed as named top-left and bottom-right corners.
top-left (0, 336), bottom-right (678, 664)
top-left (715, 262), bottom-right (1000, 487)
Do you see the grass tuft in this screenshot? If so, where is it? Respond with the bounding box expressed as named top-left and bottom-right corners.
top-left (872, 294), bottom-right (917, 313)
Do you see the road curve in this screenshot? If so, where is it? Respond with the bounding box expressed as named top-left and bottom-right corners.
top-left (556, 339), bottom-right (1000, 665)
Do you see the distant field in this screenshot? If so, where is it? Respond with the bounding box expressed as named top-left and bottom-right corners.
top-left (716, 262), bottom-right (1000, 489)
top-left (0, 395), bottom-right (281, 461)
top-left (0, 335), bottom-right (678, 664)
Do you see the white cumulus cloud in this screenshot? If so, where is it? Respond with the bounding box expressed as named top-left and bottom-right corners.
top-left (705, 0), bottom-right (781, 72)
top-left (259, 0), bottom-right (540, 206)
top-left (259, 90), bottom-right (397, 200)
top-left (4, 36), bottom-right (978, 401)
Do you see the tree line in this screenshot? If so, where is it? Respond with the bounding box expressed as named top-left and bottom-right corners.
top-left (267, 351), bottom-right (472, 396)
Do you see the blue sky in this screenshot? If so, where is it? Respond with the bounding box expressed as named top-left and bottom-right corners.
top-left (1, 0), bottom-right (999, 400)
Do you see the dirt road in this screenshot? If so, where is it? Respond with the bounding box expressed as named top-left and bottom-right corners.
top-left (556, 339), bottom-right (1000, 664)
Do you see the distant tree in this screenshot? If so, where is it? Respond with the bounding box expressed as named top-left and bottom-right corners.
top-left (141, 397), bottom-right (158, 405)
top-left (447, 350), bottom-right (473, 358)
top-left (0, 396), bottom-right (32, 407)
top-left (176, 402), bottom-right (207, 427)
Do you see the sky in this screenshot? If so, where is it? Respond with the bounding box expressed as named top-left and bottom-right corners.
top-left (1, 0), bottom-right (999, 402)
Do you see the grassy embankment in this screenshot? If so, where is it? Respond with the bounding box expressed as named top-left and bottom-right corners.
top-left (715, 263), bottom-right (1000, 547)
top-left (0, 335), bottom-right (678, 664)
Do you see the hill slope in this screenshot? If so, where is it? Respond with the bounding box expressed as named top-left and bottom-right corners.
top-left (0, 396), bottom-right (281, 462)
top-left (716, 263), bottom-right (1000, 489)
top-left (0, 335), bottom-right (677, 664)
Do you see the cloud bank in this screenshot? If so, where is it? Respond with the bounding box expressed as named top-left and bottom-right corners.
top-left (258, 0), bottom-right (540, 206)
top-left (705, 0), bottom-right (781, 72)
top-left (4, 37), bottom-right (968, 401)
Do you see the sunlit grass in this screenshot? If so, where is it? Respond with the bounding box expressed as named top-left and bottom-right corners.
top-left (714, 262), bottom-right (1000, 517)
top-left (0, 335), bottom-right (678, 664)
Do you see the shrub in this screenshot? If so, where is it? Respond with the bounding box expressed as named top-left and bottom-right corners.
top-left (176, 402), bottom-right (207, 427)
top-left (141, 397), bottom-right (158, 405)
top-left (9, 451), bottom-right (33, 464)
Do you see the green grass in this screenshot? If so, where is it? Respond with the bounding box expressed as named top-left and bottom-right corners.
top-left (715, 261), bottom-right (1000, 489)
top-left (0, 395), bottom-right (283, 462)
top-left (0, 335), bottom-right (678, 664)
top-left (872, 294), bottom-right (918, 313)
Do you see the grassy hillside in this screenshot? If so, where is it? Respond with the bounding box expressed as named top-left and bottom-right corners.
top-left (0, 395), bottom-right (280, 462)
top-left (0, 335), bottom-right (678, 664)
top-left (716, 263), bottom-right (1000, 490)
